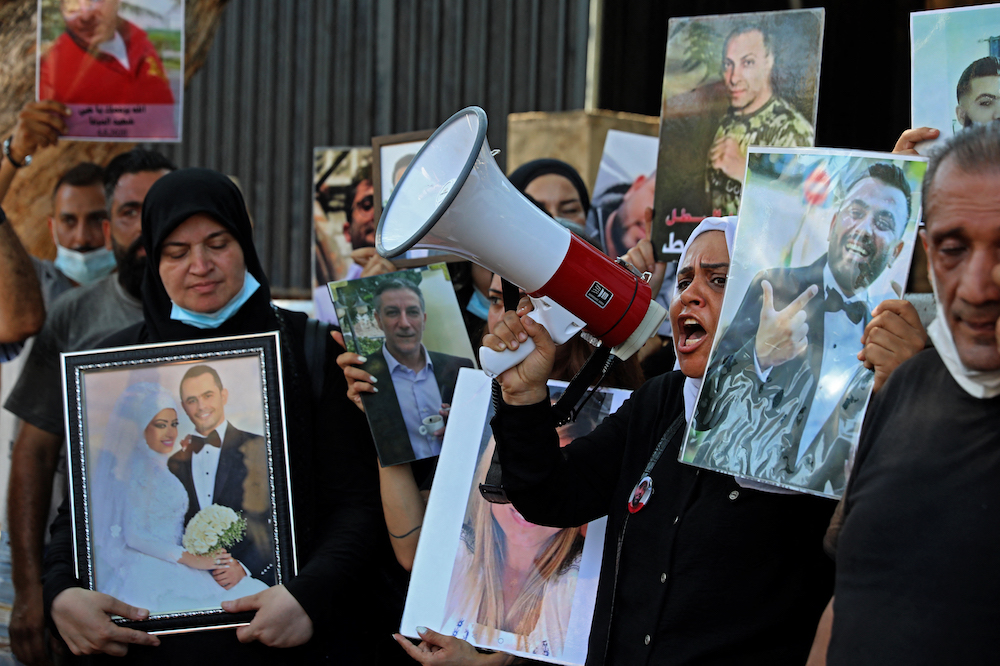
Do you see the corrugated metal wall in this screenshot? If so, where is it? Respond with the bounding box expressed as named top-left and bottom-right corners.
top-left (152, 0), bottom-right (590, 295)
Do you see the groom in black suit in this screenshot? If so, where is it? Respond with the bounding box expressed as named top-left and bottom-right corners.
top-left (169, 365), bottom-right (275, 586)
top-left (695, 163), bottom-right (914, 493)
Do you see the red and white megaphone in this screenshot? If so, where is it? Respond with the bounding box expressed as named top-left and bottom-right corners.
top-left (376, 106), bottom-right (666, 377)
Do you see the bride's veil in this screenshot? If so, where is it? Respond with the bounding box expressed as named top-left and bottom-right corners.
top-left (91, 382), bottom-right (178, 595)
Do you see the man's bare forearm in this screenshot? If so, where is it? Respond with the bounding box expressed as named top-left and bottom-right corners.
top-left (0, 158), bottom-right (18, 205)
top-left (806, 597), bottom-right (834, 666)
top-left (0, 218), bottom-right (44, 343)
top-left (8, 423), bottom-right (62, 593)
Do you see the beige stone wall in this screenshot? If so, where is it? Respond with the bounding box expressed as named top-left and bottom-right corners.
top-left (506, 109), bottom-right (658, 192)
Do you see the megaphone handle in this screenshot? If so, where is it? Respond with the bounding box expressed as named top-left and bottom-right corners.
top-left (479, 338), bottom-right (536, 379)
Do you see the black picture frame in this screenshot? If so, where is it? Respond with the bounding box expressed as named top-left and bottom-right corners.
top-left (61, 332), bottom-right (295, 634)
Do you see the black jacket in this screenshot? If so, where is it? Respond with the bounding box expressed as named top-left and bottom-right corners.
top-left (167, 422), bottom-right (275, 586)
top-left (493, 370), bottom-right (836, 666)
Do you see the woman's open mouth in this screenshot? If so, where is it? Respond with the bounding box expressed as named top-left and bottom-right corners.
top-left (676, 316), bottom-right (707, 352)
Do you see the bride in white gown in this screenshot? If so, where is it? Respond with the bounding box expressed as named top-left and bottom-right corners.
top-left (92, 382), bottom-right (268, 614)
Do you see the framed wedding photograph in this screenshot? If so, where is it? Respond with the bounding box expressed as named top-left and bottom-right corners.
top-left (61, 333), bottom-right (294, 634)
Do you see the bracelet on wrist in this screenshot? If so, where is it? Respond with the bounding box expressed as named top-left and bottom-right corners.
top-left (3, 136), bottom-right (31, 169)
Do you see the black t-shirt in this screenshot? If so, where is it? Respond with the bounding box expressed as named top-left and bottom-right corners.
top-left (830, 348), bottom-right (1000, 665)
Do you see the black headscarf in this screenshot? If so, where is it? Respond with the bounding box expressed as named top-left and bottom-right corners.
top-left (139, 167), bottom-right (277, 342)
top-left (507, 158), bottom-right (591, 213)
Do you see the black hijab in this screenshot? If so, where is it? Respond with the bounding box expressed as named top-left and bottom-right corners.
top-left (139, 167), bottom-right (277, 342)
top-left (507, 158), bottom-right (591, 213)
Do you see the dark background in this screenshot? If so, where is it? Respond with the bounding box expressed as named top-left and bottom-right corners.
top-left (153, 0), bottom-right (974, 293)
top-left (599, 0), bottom-right (925, 153)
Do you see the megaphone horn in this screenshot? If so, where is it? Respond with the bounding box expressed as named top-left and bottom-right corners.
top-left (376, 106), bottom-right (667, 377)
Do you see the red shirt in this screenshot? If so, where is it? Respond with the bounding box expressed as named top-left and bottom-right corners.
top-left (39, 20), bottom-right (174, 105)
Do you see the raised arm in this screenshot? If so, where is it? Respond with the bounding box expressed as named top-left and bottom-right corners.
top-left (0, 208), bottom-right (44, 344)
top-left (857, 299), bottom-right (928, 394)
top-left (8, 422), bottom-right (62, 666)
top-left (0, 101), bottom-right (69, 204)
top-left (482, 296), bottom-right (633, 526)
top-left (336, 337), bottom-right (430, 571)
top-left (482, 295), bottom-right (556, 406)
top-left (376, 461), bottom-right (429, 571)
top-left (891, 127), bottom-right (940, 155)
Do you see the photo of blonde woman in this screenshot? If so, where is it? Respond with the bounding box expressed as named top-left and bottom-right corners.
top-left (442, 395), bottom-right (608, 659)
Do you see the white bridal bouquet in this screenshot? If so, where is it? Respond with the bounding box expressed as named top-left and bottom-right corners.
top-left (182, 504), bottom-right (247, 555)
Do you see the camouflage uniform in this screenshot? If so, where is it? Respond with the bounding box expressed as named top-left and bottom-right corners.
top-left (706, 96), bottom-right (814, 215)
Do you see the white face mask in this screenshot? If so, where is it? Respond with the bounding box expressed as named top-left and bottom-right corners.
top-left (926, 270), bottom-right (1000, 399)
top-left (53, 244), bottom-right (116, 285)
top-left (169, 270), bottom-right (261, 329)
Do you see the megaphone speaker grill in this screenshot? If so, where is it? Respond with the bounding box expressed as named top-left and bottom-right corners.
top-left (376, 106), bottom-right (667, 372)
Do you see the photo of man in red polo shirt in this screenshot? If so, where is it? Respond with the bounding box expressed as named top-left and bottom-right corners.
top-left (37, 0), bottom-right (182, 141)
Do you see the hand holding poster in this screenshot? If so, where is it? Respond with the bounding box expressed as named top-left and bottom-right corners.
top-left (37, 0), bottom-right (184, 141)
top-left (330, 265), bottom-right (478, 467)
top-left (62, 334), bottom-right (295, 633)
top-left (682, 148), bottom-right (926, 498)
top-left (652, 9), bottom-right (824, 260)
top-left (402, 370), bottom-right (631, 665)
top-left (911, 3), bottom-right (1000, 155)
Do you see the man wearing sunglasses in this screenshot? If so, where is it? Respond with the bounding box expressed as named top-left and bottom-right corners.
top-left (312, 166), bottom-right (395, 324)
top-left (343, 167), bottom-right (388, 281)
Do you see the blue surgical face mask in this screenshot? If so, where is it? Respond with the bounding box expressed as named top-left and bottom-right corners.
top-left (53, 244), bottom-right (116, 285)
top-left (169, 270), bottom-right (261, 329)
top-left (465, 289), bottom-right (490, 321)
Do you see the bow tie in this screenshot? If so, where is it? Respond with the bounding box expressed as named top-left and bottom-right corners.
top-left (825, 287), bottom-right (869, 325)
top-left (189, 430), bottom-right (222, 454)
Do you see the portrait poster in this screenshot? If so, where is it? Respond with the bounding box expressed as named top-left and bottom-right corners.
top-left (651, 8), bottom-right (824, 261)
top-left (911, 3), bottom-right (1000, 155)
top-left (680, 148), bottom-right (926, 499)
top-left (313, 146), bottom-right (374, 322)
top-left (586, 129), bottom-right (675, 335)
top-left (587, 129), bottom-right (659, 258)
top-left (329, 264), bottom-right (478, 467)
top-left (37, 0), bottom-right (184, 141)
top-left (402, 369), bottom-right (632, 665)
top-left (62, 333), bottom-right (295, 633)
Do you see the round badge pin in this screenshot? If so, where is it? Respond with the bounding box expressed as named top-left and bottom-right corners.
top-left (628, 475), bottom-right (653, 514)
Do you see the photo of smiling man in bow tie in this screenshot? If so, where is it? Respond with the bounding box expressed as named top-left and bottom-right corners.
top-left (683, 149), bottom-right (926, 498)
top-left (169, 364), bottom-right (276, 586)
